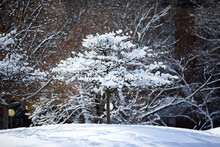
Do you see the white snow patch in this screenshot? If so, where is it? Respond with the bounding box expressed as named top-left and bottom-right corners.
top-left (0, 124), bottom-right (219, 147)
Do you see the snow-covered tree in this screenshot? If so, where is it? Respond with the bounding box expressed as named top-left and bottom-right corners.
top-left (0, 1), bottom-right (63, 129)
top-left (134, 1), bottom-right (220, 130)
top-left (183, 1), bottom-right (220, 129)
top-left (151, 1), bottom-right (220, 129)
top-left (0, 28), bottom-right (55, 129)
top-left (53, 31), bottom-right (178, 124)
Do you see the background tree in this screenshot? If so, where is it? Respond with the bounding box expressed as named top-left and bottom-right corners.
top-left (184, 0), bottom-right (220, 129)
top-left (151, 0), bottom-right (220, 130)
top-left (0, 0), bottom-right (64, 129)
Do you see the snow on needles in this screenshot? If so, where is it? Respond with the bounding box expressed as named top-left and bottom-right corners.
top-left (53, 30), bottom-right (178, 90)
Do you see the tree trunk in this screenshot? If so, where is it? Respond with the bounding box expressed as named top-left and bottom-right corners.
top-left (106, 88), bottom-right (111, 124)
top-left (1, 106), bottom-right (9, 129)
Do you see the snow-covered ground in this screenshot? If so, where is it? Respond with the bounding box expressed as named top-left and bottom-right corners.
top-left (0, 124), bottom-right (220, 147)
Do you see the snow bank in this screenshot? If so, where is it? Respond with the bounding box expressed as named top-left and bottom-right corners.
top-left (0, 124), bottom-right (219, 147)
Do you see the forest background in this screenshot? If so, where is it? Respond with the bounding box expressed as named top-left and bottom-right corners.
top-left (0, 0), bottom-right (219, 130)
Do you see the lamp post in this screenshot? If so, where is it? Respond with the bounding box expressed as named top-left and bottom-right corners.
top-left (8, 109), bottom-right (15, 128)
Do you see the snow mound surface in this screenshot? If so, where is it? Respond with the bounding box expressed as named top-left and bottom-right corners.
top-left (0, 124), bottom-right (219, 147)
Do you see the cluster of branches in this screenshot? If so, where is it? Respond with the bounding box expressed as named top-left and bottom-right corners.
top-left (0, 0), bottom-right (65, 129)
top-left (1, 0), bottom-right (219, 130)
top-left (32, 1), bottom-right (219, 130)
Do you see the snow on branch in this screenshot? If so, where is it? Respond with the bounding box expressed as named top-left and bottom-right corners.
top-left (0, 29), bottom-right (17, 51)
top-left (53, 31), bottom-right (178, 91)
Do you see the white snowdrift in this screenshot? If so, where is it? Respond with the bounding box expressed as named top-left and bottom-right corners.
top-left (0, 124), bottom-right (219, 147)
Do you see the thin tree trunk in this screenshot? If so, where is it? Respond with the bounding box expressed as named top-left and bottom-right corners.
top-left (1, 106), bottom-right (9, 129)
top-left (106, 88), bottom-right (111, 124)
